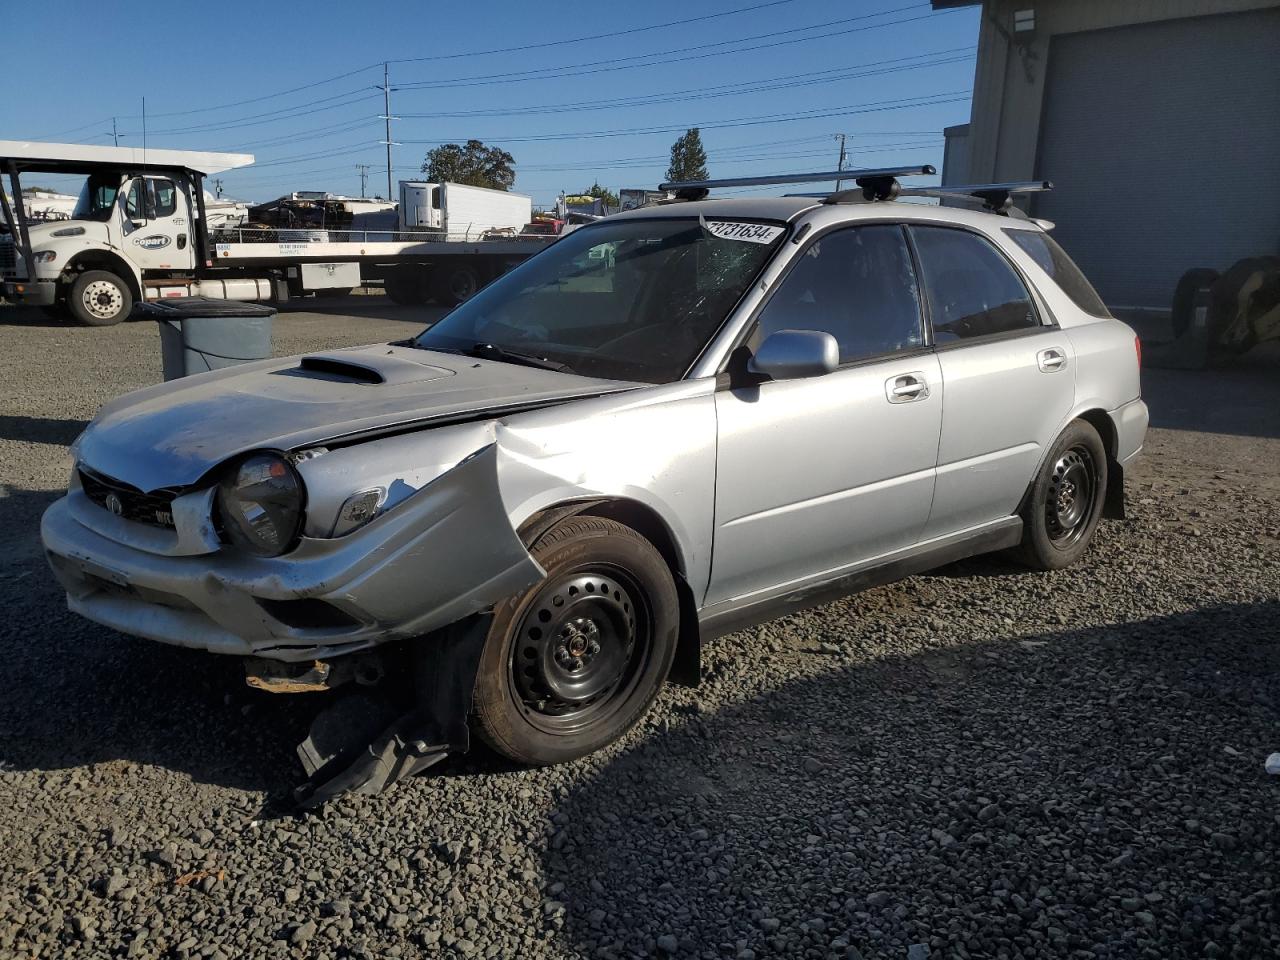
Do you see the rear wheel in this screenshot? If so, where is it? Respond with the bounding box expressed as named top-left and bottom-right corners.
top-left (473, 516), bottom-right (678, 766)
top-left (68, 270), bottom-right (133, 326)
top-left (432, 263), bottom-right (481, 306)
top-left (1016, 420), bottom-right (1108, 571)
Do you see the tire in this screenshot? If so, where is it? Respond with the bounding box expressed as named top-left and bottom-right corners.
top-left (1169, 267), bottom-right (1218, 339)
top-left (1015, 419), bottom-right (1108, 571)
top-left (383, 270), bottom-right (426, 306)
top-left (68, 270), bottom-right (133, 326)
top-left (432, 263), bottom-right (481, 306)
top-left (473, 516), bottom-right (679, 766)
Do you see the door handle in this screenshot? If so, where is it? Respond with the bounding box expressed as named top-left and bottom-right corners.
top-left (176, 234), bottom-right (187, 250)
top-left (1038, 347), bottom-right (1068, 372)
top-left (886, 372), bottom-right (930, 403)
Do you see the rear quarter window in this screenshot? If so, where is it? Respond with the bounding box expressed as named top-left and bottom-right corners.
top-left (1005, 229), bottom-right (1111, 318)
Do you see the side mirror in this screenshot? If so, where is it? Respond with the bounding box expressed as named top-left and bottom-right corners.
top-left (748, 329), bottom-right (839, 380)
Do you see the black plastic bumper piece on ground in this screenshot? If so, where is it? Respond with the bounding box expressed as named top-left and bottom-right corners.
top-left (291, 615), bottom-right (492, 810)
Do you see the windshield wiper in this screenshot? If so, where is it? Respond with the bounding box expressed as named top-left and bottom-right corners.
top-left (463, 342), bottom-right (573, 373)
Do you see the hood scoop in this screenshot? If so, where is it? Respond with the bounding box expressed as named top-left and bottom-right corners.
top-left (294, 351), bottom-right (454, 387)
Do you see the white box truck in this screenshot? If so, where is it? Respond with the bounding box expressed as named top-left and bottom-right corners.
top-left (399, 182), bottom-right (531, 241)
top-left (0, 141), bottom-right (553, 325)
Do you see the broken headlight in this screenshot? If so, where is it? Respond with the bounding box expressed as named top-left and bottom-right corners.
top-left (216, 453), bottom-right (304, 556)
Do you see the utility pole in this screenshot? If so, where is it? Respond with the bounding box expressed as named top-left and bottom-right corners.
top-left (213, 178), bottom-right (224, 199)
top-left (834, 133), bottom-right (848, 191)
top-left (112, 117), bottom-right (119, 147)
top-left (356, 164), bottom-right (370, 198)
top-left (377, 63), bottom-right (399, 201)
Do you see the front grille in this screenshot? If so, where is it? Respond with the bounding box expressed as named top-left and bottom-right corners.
top-left (79, 467), bottom-right (179, 530)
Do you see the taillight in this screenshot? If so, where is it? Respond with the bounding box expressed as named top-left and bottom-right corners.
top-left (1135, 335), bottom-right (1142, 368)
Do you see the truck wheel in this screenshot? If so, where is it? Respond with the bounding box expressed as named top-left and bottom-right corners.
top-left (1015, 420), bottom-right (1108, 571)
top-left (472, 516), bottom-right (679, 766)
top-left (68, 270), bottom-right (133, 326)
top-left (384, 271), bottom-right (426, 306)
top-left (432, 264), bottom-right (481, 306)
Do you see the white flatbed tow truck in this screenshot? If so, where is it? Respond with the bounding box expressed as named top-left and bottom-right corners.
top-left (0, 141), bottom-right (554, 325)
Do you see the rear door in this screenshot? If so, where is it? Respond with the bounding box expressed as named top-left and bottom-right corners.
top-left (908, 225), bottom-right (1075, 539)
top-left (706, 223), bottom-right (942, 607)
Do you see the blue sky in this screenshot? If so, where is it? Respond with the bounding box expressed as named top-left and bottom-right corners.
top-left (3, 0), bottom-right (979, 205)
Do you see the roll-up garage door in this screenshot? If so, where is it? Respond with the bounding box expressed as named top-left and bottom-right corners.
top-left (1033, 8), bottom-right (1280, 311)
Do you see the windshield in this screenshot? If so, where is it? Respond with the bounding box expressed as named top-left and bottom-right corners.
top-left (73, 173), bottom-right (123, 222)
top-left (412, 216), bottom-right (786, 383)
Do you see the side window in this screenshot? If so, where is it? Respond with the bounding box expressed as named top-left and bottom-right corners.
top-left (1004, 228), bottom-right (1110, 318)
top-left (149, 179), bottom-right (178, 218)
top-left (124, 180), bottom-right (145, 220)
top-left (752, 224), bottom-right (924, 363)
top-left (909, 226), bottom-right (1039, 341)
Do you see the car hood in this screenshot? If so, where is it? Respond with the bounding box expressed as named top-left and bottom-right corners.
top-left (77, 342), bottom-right (638, 490)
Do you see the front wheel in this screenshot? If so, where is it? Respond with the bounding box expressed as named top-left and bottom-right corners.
top-left (1016, 419), bottom-right (1108, 571)
top-left (472, 516), bottom-right (679, 766)
top-left (68, 270), bottom-right (133, 326)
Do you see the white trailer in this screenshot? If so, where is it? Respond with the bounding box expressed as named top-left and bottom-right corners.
top-left (0, 141), bottom-right (554, 325)
top-left (399, 181), bottom-right (531, 240)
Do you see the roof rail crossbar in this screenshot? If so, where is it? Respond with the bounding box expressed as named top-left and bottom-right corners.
top-left (898, 180), bottom-right (1052, 214)
top-left (658, 165), bottom-right (935, 201)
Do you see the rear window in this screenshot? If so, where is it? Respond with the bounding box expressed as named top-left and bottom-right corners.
top-left (1005, 229), bottom-right (1110, 318)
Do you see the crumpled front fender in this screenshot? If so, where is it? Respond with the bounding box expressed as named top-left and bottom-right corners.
top-left (42, 442), bottom-right (545, 662)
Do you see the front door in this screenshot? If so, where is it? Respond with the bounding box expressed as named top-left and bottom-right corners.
top-left (705, 224), bottom-right (943, 608)
top-left (906, 225), bottom-right (1076, 539)
top-left (118, 176), bottom-right (195, 273)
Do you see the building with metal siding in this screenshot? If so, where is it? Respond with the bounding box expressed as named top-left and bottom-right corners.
top-left (937, 0), bottom-right (1280, 314)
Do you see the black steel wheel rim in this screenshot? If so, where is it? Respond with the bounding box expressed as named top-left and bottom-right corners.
top-left (1045, 445), bottom-right (1096, 545)
top-left (509, 566), bottom-right (650, 735)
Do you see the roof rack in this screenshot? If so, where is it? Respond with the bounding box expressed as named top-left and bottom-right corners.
top-left (897, 180), bottom-right (1052, 213)
top-left (658, 165), bottom-right (935, 203)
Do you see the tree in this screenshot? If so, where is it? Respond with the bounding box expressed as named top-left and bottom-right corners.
top-left (581, 181), bottom-right (619, 208)
top-left (665, 128), bottom-right (708, 183)
top-left (422, 139), bottom-right (516, 190)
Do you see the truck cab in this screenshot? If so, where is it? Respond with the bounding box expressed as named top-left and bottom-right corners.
top-left (1, 141), bottom-right (252, 325)
top-left (29, 171), bottom-right (201, 323)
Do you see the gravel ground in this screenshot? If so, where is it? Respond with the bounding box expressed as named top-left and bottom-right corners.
top-left (0, 302), bottom-right (1276, 960)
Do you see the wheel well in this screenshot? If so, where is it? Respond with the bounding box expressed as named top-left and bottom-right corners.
top-left (1077, 408), bottom-right (1126, 520)
top-left (520, 497), bottom-right (702, 687)
top-left (63, 252), bottom-right (142, 301)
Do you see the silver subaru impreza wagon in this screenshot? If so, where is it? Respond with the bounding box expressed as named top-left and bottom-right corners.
top-left (41, 169), bottom-right (1148, 803)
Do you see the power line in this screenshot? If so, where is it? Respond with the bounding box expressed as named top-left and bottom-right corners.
top-left (399, 91), bottom-right (970, 144)
top-left (397, 48), bottom-right (974, 120)
top-left (25, 1), bottom-right (814, 134)
top-left (118, 90), bottom-right (378, 137)
top-left (395, 3), bottom-right (953, 91)
top-left (388, 0), bottom-right (802, 64)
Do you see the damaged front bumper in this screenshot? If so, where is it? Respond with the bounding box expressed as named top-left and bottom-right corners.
top-left (41, 444), bottom-right (544, 662)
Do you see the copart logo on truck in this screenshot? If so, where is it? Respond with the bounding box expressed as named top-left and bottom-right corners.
top-left (135, 235), bottom-right (172, 250)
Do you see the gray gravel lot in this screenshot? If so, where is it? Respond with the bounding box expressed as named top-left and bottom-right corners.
top-left (0, 300), bottom-right (1277, 960)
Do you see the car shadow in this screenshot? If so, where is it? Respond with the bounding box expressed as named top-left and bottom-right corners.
top-left (0, 414), bottom-right (90, 446)
top-left (538, 601), bottom-right (1280, 959)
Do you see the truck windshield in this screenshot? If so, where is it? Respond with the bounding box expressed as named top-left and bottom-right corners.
top-left (73, 174), bottom-right (122, 222)
top-left (412, 217), bottom-right (786, 383)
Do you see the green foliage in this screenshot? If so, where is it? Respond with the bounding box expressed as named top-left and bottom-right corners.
top-left (422, 140), bottom-right (516, 191)
top-left (581, 182), bottom-right (619, 208)
top-left (665, 128), bottom-right (708, 183)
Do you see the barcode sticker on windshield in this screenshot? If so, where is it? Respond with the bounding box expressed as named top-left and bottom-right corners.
top-left (705, 221), bottom-right (785, 244)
